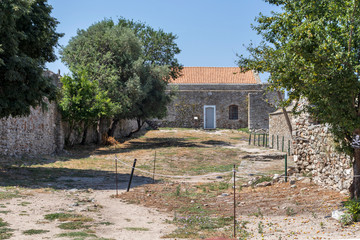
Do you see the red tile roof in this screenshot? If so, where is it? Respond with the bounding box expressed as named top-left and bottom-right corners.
top-left (170, 67), bottom-right (259, 84)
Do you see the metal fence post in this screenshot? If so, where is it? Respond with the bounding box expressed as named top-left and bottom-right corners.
top-left (285, 155), bottom-right (288, 182)
top-left (127, 159), bottom-right (137, 192)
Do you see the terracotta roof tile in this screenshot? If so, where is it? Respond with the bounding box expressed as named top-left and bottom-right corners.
top-left (170, 67), bottom-right (259, 84)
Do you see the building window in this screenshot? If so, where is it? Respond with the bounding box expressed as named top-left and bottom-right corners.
top-left (229, 105), bottom-right (238, 120)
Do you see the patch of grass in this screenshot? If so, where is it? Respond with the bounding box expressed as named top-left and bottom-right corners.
top-left (0, 218), bottom-right (13, 239)
top-left (18, 201), bottom-right (31, 206)
top-left (165, 215), bottom-right (233, 239)
top-left (190, 163), bottom-right (235, 175)
top-left (238, 128), bottom-right (250, 133)
top-left (22, 229), bottom-right (49, 235)
top-left (124, 227), bottom-right (149, 231)
top-left (0, 191), bottom-right (21, 200)
top-left (58, 221), bottom-right (89, 230)
top-left (44, 212), bottom-right (93, 222)
top-left (252, 175), bottom-right (272, 186)
top-left (56, 231), bottom-right (96, 238)
top-left (98, 221), bottom-right (113, 225)
top-left (0, 211), bottom-right (10, 215)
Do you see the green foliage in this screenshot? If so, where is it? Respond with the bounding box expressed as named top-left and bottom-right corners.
top-left (0, 0), bottom-right (63, 118)
top-left (59, 70), bottom-right (113, 142)
top-left (60, 18), bottom-right (178, 124)
top-left (117, 17), bottom-right (182, 79)
top-left (344, 198), bottom-right (360, 222)
top-left (238, 0), bottom-right (360, 155)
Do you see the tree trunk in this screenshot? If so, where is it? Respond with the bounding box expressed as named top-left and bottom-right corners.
top-left (126, 118), bottom-right (145, 138)
top-left (351, 148), bottom-right (360, 199)
top-left (81, 125), bottom-right (88, 145)
top-left (108, 119), bottom-right (119, 137)
top-left (277, 91), bottom-right (292, 134)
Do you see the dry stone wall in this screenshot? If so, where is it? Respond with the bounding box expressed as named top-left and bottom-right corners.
top-left (292, 112), bottom-right (353, 192)
top-left (0, 101), bottom-right (64, 156)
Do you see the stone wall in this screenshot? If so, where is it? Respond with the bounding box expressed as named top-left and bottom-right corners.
top-left (269, 109), bottom-right (293, 153)
top-left (157, 84), bottom-right (277, 129)
top-left (0, 101), bottom-right (64, 156)
top-left (292, 112), bottom-right (353, 192)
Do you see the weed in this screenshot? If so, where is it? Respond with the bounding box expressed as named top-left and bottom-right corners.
top-left (175, 185), bottom-right (181, 196)
top-left (312, 212), bottom-right (317, 219)
top-left (320, 222), bottom-right (325, 229)
top-left (22, 229), bottom-right (49, 235)
top-left (240, 220), bottom-right (249, 229)
top-left (286, 207), bottom-right (296, 216)
top-left (250, 207), bottom-right (263, 218)
top-left (258, 221), bottom-right (264, 234)
top-left (340, 213), bottom-right (353, 226)
top-left (343, 198), bottom-right (360, 222)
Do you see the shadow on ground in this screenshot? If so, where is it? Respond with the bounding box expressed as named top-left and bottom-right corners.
top-left (0, 166), bottom-right (153, 191)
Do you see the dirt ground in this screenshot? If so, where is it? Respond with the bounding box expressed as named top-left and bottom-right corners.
top-left (0, 129), bottom-right (360, 240)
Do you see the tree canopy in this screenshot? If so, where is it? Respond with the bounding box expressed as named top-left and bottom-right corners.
top-left (238, 0), bottom-right (360, 198)
top-left (0, 0), bottom-right (63, 118)
top-left (60, 19), bottom-right (178, 136)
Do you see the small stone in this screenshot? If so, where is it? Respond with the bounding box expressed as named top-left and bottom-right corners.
top-left (256, 181), bottom-right (272, 187)
top-left (221, 193), bottom-right (229, 197)
top-left (301, 178), bottom-right (311, 184)
top-left (203, 204), bottom-right (209, 207)
top-left (190, 200), bottom-right (195, 203)
top-left (289, 180), bottom-right (296, 185)
top-left (290, 185), bottom-right (297, 188)
top-left (332, 210), bottom-right (346, 221)
top-left (273, 174), bottom-right (280, 181)
top-left (216, 176), bottom-right (223, 179)
top-left (147, 194), bottom-right (151, 197)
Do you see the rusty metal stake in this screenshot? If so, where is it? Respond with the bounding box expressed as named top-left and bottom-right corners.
top-left (115, 157), bottom-right (118, 196)
top-left (153, 151), bottom-right (156, 183)
top-left (233, 164), bottom-right (236, 239)
top-left (127, 159), bottom-right (137, 192)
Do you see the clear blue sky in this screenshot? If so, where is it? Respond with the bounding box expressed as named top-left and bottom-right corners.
top-left (46, 0), bottom-right (280, 81)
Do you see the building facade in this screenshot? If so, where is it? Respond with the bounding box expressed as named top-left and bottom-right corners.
top-left (157, 67), bottom-right (277, 130)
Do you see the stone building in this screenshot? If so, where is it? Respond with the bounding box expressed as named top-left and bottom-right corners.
top-left (157, 67), bottom-right (277, 130)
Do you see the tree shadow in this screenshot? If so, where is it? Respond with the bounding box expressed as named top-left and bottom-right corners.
top-left (201, 140), bottom-right (231, 146)
top-left (0, 166), bottom-right (153, 190)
